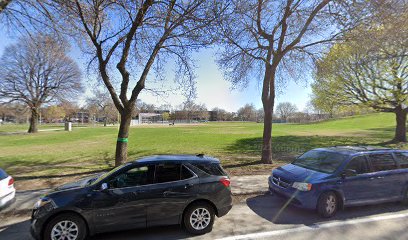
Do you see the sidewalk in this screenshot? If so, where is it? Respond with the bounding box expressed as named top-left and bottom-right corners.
top-left (0, 175), bottom-right (270, 216)
top-left (230, 174), bottom-right (269, 195)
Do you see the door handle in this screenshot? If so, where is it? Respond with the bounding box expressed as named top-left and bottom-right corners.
top-left (369, 177), bottom-right (376, 180)
top-left (377, 176), bottom-right (385, 179)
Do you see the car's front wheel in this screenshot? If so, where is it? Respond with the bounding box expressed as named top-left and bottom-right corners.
top-left (43, 213), bottom-right (87, 240)
top-left (317, 191), bottom-right (338, 218)
top-left (183, 202), bottom-right (215, 235)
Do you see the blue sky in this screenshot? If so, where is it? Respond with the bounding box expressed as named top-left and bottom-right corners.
top-left (0, 29), bottom-right (312, 112)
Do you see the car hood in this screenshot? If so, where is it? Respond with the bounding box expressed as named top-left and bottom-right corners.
top-left (272, 164), bottom-right (331, 183)
top-left (54, 173), bottom-right (103, 191)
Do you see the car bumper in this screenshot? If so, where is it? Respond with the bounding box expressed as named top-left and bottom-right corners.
top-left (217, 204), bottom-right (232, 217)
top-left (30, 218), bottom-right (41, 240)
top-left (0, 190), bottom-right (16, 209)
top-left (30, 204), bottom-right (56, 240)
top-left (268, 176), bottom-right (318, 210)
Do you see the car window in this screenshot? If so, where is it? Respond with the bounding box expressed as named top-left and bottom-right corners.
top-left (181, 165), bottom-right (195, 179)
top-left (346, 156), bottom-right (369, 174)
top-left (109, 165), bottom-right (154, 188)
top-left (369, 153), bottom-right (397, 172)
top-left (191, 163), bottom-right (227, 176)
top-left (292, 150), bottom-right (347, 173)
top-left (0, 169), bottom-right (8, 180)
top-left (155, 164), bottom-right (181, 183)
top-left (394, 152), bottom-right (408, 168)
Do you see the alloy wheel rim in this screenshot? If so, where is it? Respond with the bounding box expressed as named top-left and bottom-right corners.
top-left (51, 220), bottom-right (79, 240)
top-left (326, 195), bottom-right (336, 214)
top-left (190, 207), bottom-right (211, 230)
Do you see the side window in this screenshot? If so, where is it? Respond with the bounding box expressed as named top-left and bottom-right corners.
top-left (155, 164), bottom-right (181, 183)
top-left (369, 154), bottom-right (397, 172)
top-left (109, 165), bottom-right (154, 188)
top-left (394, 152), bottom-right (408, 169)
top-left (191, 163), bottom-right (227, 176)
top-left (346, 156), bottom-right (369, 174)
top-left (181, 165), bottom-right (195, 180)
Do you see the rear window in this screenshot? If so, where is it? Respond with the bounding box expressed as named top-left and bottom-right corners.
top-left (369, 153), bottom-right (397, 172)
top-left (191, 163), bottom-right (227, 176)
top-left (0, 169), bottom-right (8, 180)
top-left (395, 152), bottom-right (408, 169)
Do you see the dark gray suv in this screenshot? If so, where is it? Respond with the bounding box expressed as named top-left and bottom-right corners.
top-left (31, 155), bottom-right (232, 240)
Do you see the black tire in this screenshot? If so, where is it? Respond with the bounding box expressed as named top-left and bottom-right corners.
top-left (317, 192), bottom-right (338, 218)
top-left (183, 202), bottom-right (215, 235)
top-left (43, 213), bottom-right (87, 240)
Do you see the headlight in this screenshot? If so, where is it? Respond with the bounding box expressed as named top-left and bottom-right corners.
top-left (34, 197), bottom-right (54, 209)
top-left (292, 182), bottom-right (312, 191)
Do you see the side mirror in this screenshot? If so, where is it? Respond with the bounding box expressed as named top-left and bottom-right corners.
top-left (341, 169), bottom-right (357, 179)
top-left (100, 183), bottom-right (109, 191)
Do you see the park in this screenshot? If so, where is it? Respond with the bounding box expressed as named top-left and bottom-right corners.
top-left (0, 112), bottom-right (404, 190)
top-left (1, 0), bottom-right (408, 240)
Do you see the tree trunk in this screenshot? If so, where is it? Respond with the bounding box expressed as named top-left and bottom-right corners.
top-left (115, 112), bottom-right (132, 166)
top-left (261, 63), bottom-right (276, 164)
top-left (104, 117), bottom-right (107, 127)
top-left (28, 108), bottom-right (39, 133)
top-left (262, 103), bottom-right (273, 163)
top-left (394, 107), bottom-right (407, 142)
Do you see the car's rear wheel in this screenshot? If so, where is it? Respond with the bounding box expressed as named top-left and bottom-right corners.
top-left (43, 213), bottom-right (87, 240)
top-left (183, 202), bottom-right (215, 235)
top-left (317, 192), bottom-right (338, 218)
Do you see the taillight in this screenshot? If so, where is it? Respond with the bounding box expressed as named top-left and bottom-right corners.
top-left (8, 177), bottom-right (14, 186)
top-left (220, 177), bottom-right (230, 187)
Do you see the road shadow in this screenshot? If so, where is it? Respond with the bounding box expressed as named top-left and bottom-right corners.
top-left (0, 219), bottom-right (192, 240)
top-left (246, 193), bottom-right (408, 226)
top-left (91, 225), bottom-right (191, 240)
top-left (0, 220), bottom-right (32, 240)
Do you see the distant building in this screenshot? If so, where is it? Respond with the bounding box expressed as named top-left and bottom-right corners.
top-left (134, 110), bottom-right (170, 124)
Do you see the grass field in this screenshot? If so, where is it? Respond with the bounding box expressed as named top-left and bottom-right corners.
top-left (0, 113), bottom-right (406, 184)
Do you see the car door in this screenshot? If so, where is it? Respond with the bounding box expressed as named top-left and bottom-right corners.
top-left (91, 164), bottom-right (155, 233)
top-left (340, 155), bottom-right (378, 204)
top-left (146, 163), bottom-right (199, 227)
top-left (367, 153), bottom-right (402, 201)
top-left (394, 151), bottom-right (408, 198)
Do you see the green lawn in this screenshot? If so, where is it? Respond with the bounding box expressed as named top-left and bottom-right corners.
top-left (0, 113), bottom-right (405, 179)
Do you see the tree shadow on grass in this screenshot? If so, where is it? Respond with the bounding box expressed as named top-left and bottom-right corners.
top-left (224, 135), bottom-right (378, 161)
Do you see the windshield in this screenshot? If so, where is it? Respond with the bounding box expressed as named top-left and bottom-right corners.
top-left (91, 163), bottom-right (130, 185)
top-left (292, 150), bottom-right (347, 174)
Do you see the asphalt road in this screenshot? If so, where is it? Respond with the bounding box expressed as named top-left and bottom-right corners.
top-left (1, 193), bottom-right (408, 240)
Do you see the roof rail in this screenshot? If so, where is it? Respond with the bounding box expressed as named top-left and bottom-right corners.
top-left (196, 153), bottom-right (205, 158)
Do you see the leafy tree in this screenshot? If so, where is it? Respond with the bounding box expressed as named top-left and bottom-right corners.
top-left (44, 105), bottom-right (65, 122)
top-left (162, 112), bottom-right (170, 121)
top-left (0, 34), bottom-right (82, 133)
top-left (315, 0), bottom-right (408, 142)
